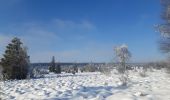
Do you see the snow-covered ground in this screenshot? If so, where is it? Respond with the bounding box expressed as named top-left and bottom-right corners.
top-left (0, 69), bottom-right (170, 100)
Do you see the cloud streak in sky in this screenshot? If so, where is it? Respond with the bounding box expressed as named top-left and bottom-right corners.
top-left (0, 19), bottom-right (113, 62)
top-left (54, 19), bottom-right (95, 30)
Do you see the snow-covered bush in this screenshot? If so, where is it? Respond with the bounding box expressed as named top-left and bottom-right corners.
top-left (83, 63), bottom-right (97, 72)
top-left (40, 69), bottom-right (49, 74)
top-left (139, 69), bottom-right (146, 77)
top-left (119, 74), bottom-right (129, 86)
top-left (100, 64), bottom-right (112, 76)
top-left (33, 68), bottom-right (44, 78)
top-left (138, 66), bottom-right (147, 77)
top-left (101, 68), bottom-right (111, 76)
top-left (114, 44), bottom-right (131, 86)
top-left (27, 67), bottom-right (45, 79)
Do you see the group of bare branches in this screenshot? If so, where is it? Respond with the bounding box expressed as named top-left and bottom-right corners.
top-left (157, 0), bottom-right (170, 71)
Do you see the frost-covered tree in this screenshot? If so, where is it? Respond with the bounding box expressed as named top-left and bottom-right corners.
top-left (114, 44), bottom-right (131, 86)
top-left (157, 0), bottom-right (170, 53)
top-left (114, 44), bottom-right (131, 74)
top-left (1, 37), bottom-right (29, 80)
top-left (156, 0), bottom-right (170, 71)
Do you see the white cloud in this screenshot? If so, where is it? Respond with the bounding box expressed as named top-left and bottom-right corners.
top-left (54, 19), bottom-right (95, 30)
top-left (0, 19), bottom-right (99, 62)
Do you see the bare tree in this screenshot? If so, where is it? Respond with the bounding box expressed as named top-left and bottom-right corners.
top-left (157, 0), bottom-right (170, 53)
top-left (114, 44), bottom-right (131, 86)
top-left (114, 44), bottom-right (131, 73)
top-left (156, 0), bottom-right (170, 72)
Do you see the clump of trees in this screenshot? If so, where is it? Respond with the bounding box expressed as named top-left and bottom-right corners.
top-left (0, 37), bottom-right (30, 80)
top-left (49, 56), bottom-right (61, 74)
top-left (114, 44), bottom-right (131, 86)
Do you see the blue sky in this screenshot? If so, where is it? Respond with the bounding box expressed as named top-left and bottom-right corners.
top-left (0, 0), bottom-right (165, 63)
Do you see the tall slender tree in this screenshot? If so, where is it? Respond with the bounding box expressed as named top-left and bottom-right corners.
top-left (49, 56), bottom-right (55, 72)
top-left (114, 44), bottom-right (131, 74)
top-left (49, 56), bottom-right (61, 74)
top-left (114, 44), bottom-right (131, 86)
top-left (1, 37), bottom-right (29, 80)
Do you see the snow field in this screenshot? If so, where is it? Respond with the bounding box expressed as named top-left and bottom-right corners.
top-left (0, 69), bottom-right (170, 100)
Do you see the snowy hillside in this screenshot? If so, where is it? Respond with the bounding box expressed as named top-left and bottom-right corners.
top-left (1, 69), bottom-right (170, 100)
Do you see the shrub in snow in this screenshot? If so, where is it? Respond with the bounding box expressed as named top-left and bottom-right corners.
top-left (101, 68), bottom-right (111, 76)
top-left (100, 64), bottom-right (112, 76)
top-left (27, 67), bottom-right (44, 79)
top-left (119, 74), bottom-right (129, 86)
top-left (72, 71), bottom-right (75, 75)
top-left (83, 63), bottom-right (97, 72)
top-left (34, 68), bottom-right (45, 78)
top-left (78, 68), bottom-right (81, 73)
top-left (73, 64), bottom-right (78, 73)
top-left (114, 44), bottom-right (131, 86)
top-left (70, 64), bottom-right (78, 75)
top-left (139, 68), bottom-right (147, 77)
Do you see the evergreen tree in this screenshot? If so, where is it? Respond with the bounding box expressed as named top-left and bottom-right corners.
top-left (49, 56), bottom-right (55, 72)
top-left (1, 37), bottom-right (29, 80)
top-left (49, 56), bottom-right (61, 74)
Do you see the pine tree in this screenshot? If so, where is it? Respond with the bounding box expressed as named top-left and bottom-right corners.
top-left (49, 56), bottom-right (61, 74)
top-left (1, 37), bottom-right (29, 80)
top-left (49, 56), bottom-right (55, 72)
